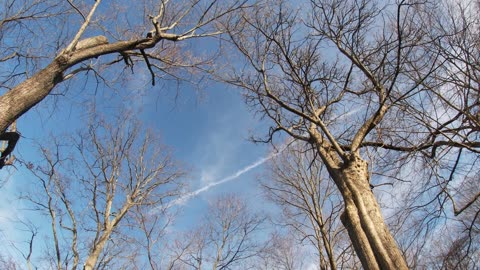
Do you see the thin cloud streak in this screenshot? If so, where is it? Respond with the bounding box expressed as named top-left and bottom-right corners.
top-left (166, 150), bottom-right (282, 209)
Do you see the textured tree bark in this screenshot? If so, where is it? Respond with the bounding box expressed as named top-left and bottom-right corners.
top-left (330, 154), bottom-right (408, 270)
top-left (0, 60), bottom-right (65, 133)
top-left (0, 37), bottom-right (151, 135)
top-left (308, 127), bottom-right (407, 269)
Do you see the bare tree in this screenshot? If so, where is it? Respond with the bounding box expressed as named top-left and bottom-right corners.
top-left (166, 194), bottom-right (266, 270)
top-left (129, 204), bottom-right (178, 270)
top-left (168, 226), bottom-right (208, 270)
top-left (425, 178), bottom-right (480, 269)
top-left (382, 1), bottom-right (480, 266)
top-left (0, 0), bottom-right (252, 166)
top-left (220, 0), bottom-right (480, 269)
top-left (0, 220), bottom-right (38, 270)
top-left (254, 232), bottom-right (310, 270)
top-left (263, 143), bottom-right (357, 270)
top-left (21, 112), bottom-right (185, 269)
top-left (429, 0), bottom-right (480, 221)
top-left (432, 235), bottom-right (480, 269)
top-left (0, 254), bottom-right (18, 270)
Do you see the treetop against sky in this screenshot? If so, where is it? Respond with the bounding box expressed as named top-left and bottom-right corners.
top-left (0, 0), bottom-right (479, 269)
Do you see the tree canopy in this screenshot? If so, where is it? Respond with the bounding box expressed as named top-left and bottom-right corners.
top-left (1, 0), bottom-right (479, 269)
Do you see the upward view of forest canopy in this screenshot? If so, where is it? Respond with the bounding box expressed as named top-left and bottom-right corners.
top-left (0, 0), bottom-right (479, 269)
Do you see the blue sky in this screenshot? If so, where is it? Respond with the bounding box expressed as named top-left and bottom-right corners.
top-left (0, 54), bottom-right (275, 258)
top-left (0, 1), bottom-right (283, 264)
top-left (3, 1), bottom-right (478, 268)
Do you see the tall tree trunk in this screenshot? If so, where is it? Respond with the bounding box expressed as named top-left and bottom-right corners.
top-left (83, 201), bottom-right (131, 270)
top-left (0, 59), bottom-right (65, 133)
top-left (83, 232), bottom-right (111, 270)
top-left (308, 128), bottom-right (407, 269)
top-left (330, 153), bottom-right (408, 269)
top-left (0, 38), bottom-right (150, 134)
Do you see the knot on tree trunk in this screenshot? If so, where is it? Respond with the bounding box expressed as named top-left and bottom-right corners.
top-left (341, 153), bottom-right (370, 188)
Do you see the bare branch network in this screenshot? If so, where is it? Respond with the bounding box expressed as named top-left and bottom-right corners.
top-left (0, 0), bottom-right (479, 269)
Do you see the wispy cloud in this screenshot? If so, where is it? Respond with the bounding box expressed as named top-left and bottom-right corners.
top-left (163, 150), bottom-right (283, 210)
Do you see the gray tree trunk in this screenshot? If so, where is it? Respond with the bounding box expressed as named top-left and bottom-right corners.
top-left (0, 37), bottom-right (153, 134)
top-left (307, 126), bottom-right (407, 269)
top-left (327, 152), bottom-right (408, 269)
top-left (0, 60), bottom-right (65, 133)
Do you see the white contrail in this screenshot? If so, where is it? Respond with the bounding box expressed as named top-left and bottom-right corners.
top-left (165, 150), bottom-right (283, 209)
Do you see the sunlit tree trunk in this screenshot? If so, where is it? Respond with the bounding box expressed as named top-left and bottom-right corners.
top-left (334, 158), bottom-right (406, 269)
top-left (0, 61), bottom-right (64, 133)
top-left (308, 127), bottom-right (408, 269)
top-left (0, 0), bottom-right (252, 161)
